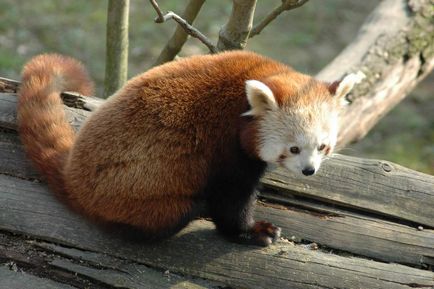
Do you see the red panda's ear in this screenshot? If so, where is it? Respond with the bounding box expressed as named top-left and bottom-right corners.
top-left (242, 80), bottom-right (278, 116)
top-left (328, 81), bottom-right (340, 95)
top-left (329, 72), bottom-right (365, 106)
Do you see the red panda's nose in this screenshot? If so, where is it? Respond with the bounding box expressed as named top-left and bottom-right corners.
top-left (302, 167), bottom-right (315, 176)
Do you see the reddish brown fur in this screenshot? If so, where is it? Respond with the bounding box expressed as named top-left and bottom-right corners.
top-left (239, 116), bottom-right (261, 159)
top-left (18, 51), bottom-right (334, 237)
top-left (18, 54), bottom-right (93, 198)
top-left (263, 73), bottom-right (333, 107)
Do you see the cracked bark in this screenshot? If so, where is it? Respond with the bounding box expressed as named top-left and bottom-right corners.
top-left (316, 0), bottom-right (434, 147)
top-left (217, 0), bottom-right (257, 50)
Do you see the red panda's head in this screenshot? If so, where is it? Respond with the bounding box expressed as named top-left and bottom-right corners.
top-left (241, 72), bottom-right (364, 176)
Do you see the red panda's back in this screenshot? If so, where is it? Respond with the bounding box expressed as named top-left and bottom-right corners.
top-left (64, 51), bottom-right (290, 224)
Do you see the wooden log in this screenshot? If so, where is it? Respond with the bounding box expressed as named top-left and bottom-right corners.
top-left (0, 132), bottom-right (39, 179)
top-left (0, 174), bottom-right (433, 289)
top-left (0, 233), bottom-right (95, 288)
top-left (256, 202), bottom-right (434, 267)
top-left (1, 91), bottom-right (434, 267)
top-left (0, 231), bottom-right (218, 289)
top-left (0, 266), bottom-right (75, 289)
top-left (262, 154), bottom-right (434, 227)
top-left (37, 242), bottom-right (222, 289)
top-left (0, 93), bottom-right (18, 131)
top-left (50, 259), bottom-right (215, 289)
top-left (0, 77), bottom-right (104, 111)
top-left (0, 93), bottom-right (91, 132)
top-left (0, 77), bottom-right (19, 92)
top-left (1, 132), bottom-right (433, 267)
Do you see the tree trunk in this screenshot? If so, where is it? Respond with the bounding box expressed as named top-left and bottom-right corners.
top-left (316, 0), bottom-right (434, 147)
top-left (104, 0), bottom-right (129, 98)
top-left (217, 0), bottom-right (257, 50)
top-left (154, 0), bottom-right (206, 65)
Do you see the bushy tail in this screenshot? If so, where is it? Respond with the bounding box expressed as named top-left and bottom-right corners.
top-left (17, 54), bottom-right (94, 195)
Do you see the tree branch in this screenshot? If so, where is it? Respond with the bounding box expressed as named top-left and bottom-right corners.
top-left (104, 0), bottom-right (129, 98)
top-left (217, 0), bottom-right (257, 50)
top-left (250, 0), bottom-right (309, 38)
top-left (154, 0), bottom-right (206, 66)
top-left (149, 0), bottom-right (217, 54)
top-left (315, 0), bottom-right (434, 148)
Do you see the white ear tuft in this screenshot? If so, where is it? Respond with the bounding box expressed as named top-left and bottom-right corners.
top-left (334, 71), bottom-right (365, 105)
top-left (242, 80), bottom-right (278, 116)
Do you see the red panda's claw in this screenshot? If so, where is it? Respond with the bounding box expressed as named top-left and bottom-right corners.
top-left (246, 221), bottom-right (281, 247)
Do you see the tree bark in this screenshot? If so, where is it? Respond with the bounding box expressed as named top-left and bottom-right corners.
top-left (150, 0), bottom-right (217, 54)
top-left (154, 0), bottom-right (206, 65)
top-left (249, 0), bottom-right (309, 38)
top-left (217, 0), bottom-right (257, 50)
top-left (104, 0), bottom-right (129, 98)
top-left (316, 0), bottom-right (434, 147)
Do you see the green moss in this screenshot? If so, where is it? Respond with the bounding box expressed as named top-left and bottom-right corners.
top-left (407, 1), bottom-right (434, 57)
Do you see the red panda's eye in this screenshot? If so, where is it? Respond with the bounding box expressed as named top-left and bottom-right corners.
top-left (318, 144), bottom-right (326, 151)
top-left (290, 146), bottom-right (300, 154)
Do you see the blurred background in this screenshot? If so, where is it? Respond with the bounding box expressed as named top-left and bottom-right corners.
top-left (0, 0), bottom-right (432, 174)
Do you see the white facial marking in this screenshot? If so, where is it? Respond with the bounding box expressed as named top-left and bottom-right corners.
top-left (257, 101), bottom-right (339, 176)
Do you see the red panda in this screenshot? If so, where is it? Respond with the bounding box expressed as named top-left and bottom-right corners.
top-left (17, 51), bottom-right (362, 246)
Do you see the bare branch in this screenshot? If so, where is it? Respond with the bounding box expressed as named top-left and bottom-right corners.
top-left (154, 0), bottom-right (206, 66)
top-left (104, 0), bottom-right (129, 98)
top-left (217, 0), bottom-right (257, 51)
top-left (149, 0), bottom-right (217, 54)
top-left (250, 0), bottom-right (309, 38)
top-left (149, 0), bottom-right (165, 22)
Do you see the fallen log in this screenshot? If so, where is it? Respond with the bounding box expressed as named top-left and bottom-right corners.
top-left (1, 69), bottom-right (434, 286)
top-left (1, 90), bottom-right (434, 274)
top-left (0, 173), bottom-right (433, 289)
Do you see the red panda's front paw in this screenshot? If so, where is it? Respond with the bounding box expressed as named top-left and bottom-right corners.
top-left (240, 221), bottom-right (281, 247)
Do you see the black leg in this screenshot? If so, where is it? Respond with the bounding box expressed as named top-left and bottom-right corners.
top-left (206, 176), bottom-right (281, 247)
